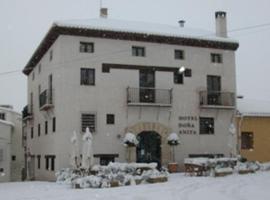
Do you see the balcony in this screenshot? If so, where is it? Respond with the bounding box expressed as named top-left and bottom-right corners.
top-left (22, 105), bottom-right (33, 120)
top-left (39, 89), bottom-right (54, 111)
top-left (199, 91), bottom-right (235, 109)
top-left (127, 87), bottom-right (172, 107)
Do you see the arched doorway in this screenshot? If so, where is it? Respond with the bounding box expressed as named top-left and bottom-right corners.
top-left (136, 131), bottom-right (161, 165)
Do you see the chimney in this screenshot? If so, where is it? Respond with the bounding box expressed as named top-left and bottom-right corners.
top-left (100, 8), bottom-right (108, 19)
top-left (178, 20), bottom-right (185, 28)
top-left (215, 11), bottom-right (227, 37)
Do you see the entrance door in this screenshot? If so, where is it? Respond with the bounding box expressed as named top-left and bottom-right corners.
top-left (136, 131), bottom-right (161, 166)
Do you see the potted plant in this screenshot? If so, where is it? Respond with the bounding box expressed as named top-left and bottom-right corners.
top-left (167, 132), bottom-right (180, 173)
top-left (123, 132), bottom-right (138, 163)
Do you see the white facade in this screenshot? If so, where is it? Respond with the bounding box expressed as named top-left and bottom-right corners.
top-left (23, 12), bottom-right (238, 180)
top-left (0, 106), bottom-right (23, 182)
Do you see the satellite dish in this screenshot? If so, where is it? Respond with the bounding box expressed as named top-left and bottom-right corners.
top-left (178, 66), bottom-right (186, 74)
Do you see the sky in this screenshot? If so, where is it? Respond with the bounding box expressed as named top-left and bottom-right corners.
top-left (0, 0), bottom-right (270, 112)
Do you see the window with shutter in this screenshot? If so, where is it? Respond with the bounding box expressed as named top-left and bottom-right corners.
top-left (81, 113), bottom-right (96, 132)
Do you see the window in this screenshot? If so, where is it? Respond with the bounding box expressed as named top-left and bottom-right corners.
top-left (37, 155), bottom-right (41, 169)
top-left (80, 68), bottom-right (95, 85)
top-left (200, 117), bottom-right (214, 134)
top-left (52, 117), bottom-right (56, 132)
top-left (100, 156), bottom-right (115, 166)
top-left (174, 71), bottom-right (183, 84)
top-left (175, 49), bottom-right (184, 60)
top-left (51, 156), bottom-right (55, 171)
top-left (211, 53), bottom-right (222, 63)
top-left (31, 127), bottom-right (34, 138)
top-left (45, 121), bottom-right (48, 135)
top-left (49, 50), bottom-right (53, 61)
top-left (106, 114), bottom-right (115, 125)
top-left (45, 155), bottom-right (55, 171)
top-left (38, 64), bottom-right (41, 74)
top-left (38, 124), bottom-right (40, 137)
top-left (241, 132), bottom-right (254, 150)
top-left (0, 149), bottom-right (3, 161)
top-left (80, 42), bottom-right (94, 53)
top-left (32, 71), bottom-right (35, 81)
top-left (184, 68), bottom-right (192, 77)
top-left (207, 75), bottom-right (221, 105)
top-left (11, 155), bottom-right (16, 161)
top-left (0, 113), bottom-right (5, 120)
top-left (81, 113), bottom-right (96, 132)
top-left (45, 156), bottom-right (49, 170)
top-left (132, 46), bottom-right (145, 57)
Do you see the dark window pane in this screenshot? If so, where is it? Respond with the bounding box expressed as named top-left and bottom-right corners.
top-left (106, 114), bottom-right (115, 124)
top-left (175, 50), bottom-right (184, 59)
top-left (80, 68), bottom-right (95, 85)
top-left (31, 127), bottom-right (34, 138)
top-left (45, 121), bottom-right (48, 135)
top-left (132, 46), bottom-right (145, 57)
top-left (184, 68), bottom-right (192, 77)
top-left (174, 72), bottom-right (183, 84)
top-left (211, 53), bottom-right (222, 63)
top-left (80, 42), bottom-right (94, 53)
top-left (241, 132), bottom-right (254, 150)
top-left (38, 124), bottom-right (40, 136)
top-left (0, 113), bottom-right (5, 120)
top-left (200, 117), bottom-right (214, 134)
top-left (52, 117), bottom-right (56, 132)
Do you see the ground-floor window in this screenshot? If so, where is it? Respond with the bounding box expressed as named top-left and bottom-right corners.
top-left (241, 132), bottom-right (254, 150)
top-left (45, 155), bottom-right (56, 171)
top-left (94, 154), bottom-right (118, 166)
top-left (37, 155), bottom-right (41, 169)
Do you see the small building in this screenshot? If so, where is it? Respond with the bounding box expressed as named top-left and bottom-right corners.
top-left (237, 99), bottom-right (270, 162)
top-left (0, 105), bottom-right (24, 182)
top-left (22, 10), bottom-right (239, 180)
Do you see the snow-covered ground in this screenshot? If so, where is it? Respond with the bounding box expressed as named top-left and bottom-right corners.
top-left (1, 172), bottom-right (270, 200)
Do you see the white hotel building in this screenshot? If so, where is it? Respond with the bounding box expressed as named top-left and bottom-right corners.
top-left (22, 10), bottom-right (239, 180)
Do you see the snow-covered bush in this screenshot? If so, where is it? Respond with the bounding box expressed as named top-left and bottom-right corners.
top-left (123, 132), bottom-right (138, 147)
top-left (167, 132), bottom-right (180, 146)
top-left (260, 162), bottom-right (270, 171)
top-left (56, 162), bottom-right (168, 189)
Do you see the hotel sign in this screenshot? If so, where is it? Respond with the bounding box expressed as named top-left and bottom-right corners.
top-left (178, 116), bottom-right (198, 134)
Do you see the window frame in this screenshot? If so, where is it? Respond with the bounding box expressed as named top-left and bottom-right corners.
top-left (52, 117), bottom-right (56, 132)
top-left (80, 42), bottom-right (94, 53)
top-left (132, 46), bottom-right (145, 57)
top-left (0, 113), bottom-right (5, 120)
top-left (106, 114), bottom-right (115, 125)
top-left (211, 53), bottom-right (222, 63)
top-left (45, 121), bottom-right (48, 135)
top-left (241, 132), bottom-right (254, 150)
top-left (174, 49), bottom-right (185, 60)
top-left (81, 112), bottom-right (97, 133)
top-left (80, 68), bottom-right (95, 86)
top-left (199, 117), bottom-right (215, 134)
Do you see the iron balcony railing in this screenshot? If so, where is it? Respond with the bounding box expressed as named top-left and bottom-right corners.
top-left (39, 89), bottom-right (54, 110)
top-left (127, 87), bottom-right (172, 106)
top-left (199, 91), bottom-right (235, 108)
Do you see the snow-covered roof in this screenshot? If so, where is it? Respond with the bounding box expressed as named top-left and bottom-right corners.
top-left (54, 18), bottom-right (237, 43)
top-left (0, 119), bottom-right (14, 127)
top-left (237, 99), bottom-right (270, 117)
top-left (0, 106), bottom-right (21, 116)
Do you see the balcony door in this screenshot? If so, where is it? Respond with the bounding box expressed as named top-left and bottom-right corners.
top-left (139, 69), bottom-right (155, 103)
top-left (207, 75), bottom-right (221, 105)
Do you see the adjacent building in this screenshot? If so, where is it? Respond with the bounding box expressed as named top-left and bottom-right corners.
top-left (23, 10), bottom-right (239, 180)
top-left (0, 105), bottom-right (23, 182)
top-left (237, 99), bottom-right (270, 162)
